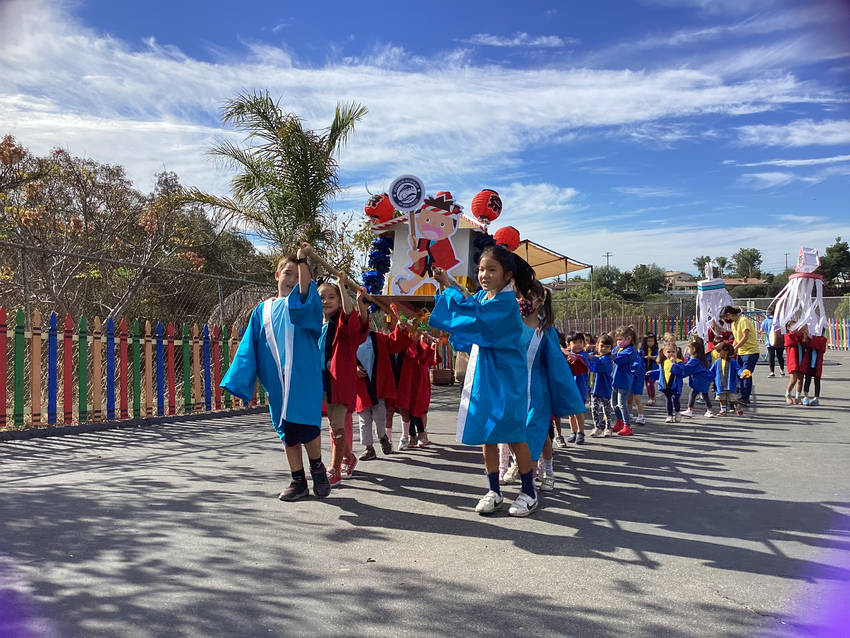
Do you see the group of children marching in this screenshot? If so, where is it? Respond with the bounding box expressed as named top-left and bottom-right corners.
top-left (222, 241), bottom-right (826, 519)
top-left (550, 325), bottom-right (756, 443)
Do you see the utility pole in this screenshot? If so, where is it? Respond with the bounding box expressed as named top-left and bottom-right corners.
top-left (602, 252), bottom-right (613, 268)
top-left (784, 252), bottom-right (789, 271)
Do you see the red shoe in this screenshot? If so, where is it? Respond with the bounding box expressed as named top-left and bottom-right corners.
top-left (612, 420), bottom-right (625, 433)
top-left (736, 408), bottom-right (744, 416)
top-left (341, 455), bottom-right (357, 479)
top-left (327, 468), bottom-right (342, 486)
top-left (617, 425), bottom-right (634, 436)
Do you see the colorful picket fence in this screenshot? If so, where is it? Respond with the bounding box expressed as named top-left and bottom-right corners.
top-left (0, 306), bottom-right (265, 429)
top-left (826, 317), bottom-right (850, 350)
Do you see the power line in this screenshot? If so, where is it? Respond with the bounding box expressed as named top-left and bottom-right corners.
top-left (602, 252), bottom-right (613, 268)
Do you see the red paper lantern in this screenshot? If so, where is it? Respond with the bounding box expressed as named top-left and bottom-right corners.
top-left (471, 189), bottom-right (502, 223)
top-left (365, 193), bottom-right (394, 224)
top-left (493, 226), bottom-right (521, 252)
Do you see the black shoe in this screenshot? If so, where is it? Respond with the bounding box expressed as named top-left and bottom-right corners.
top-left (379, 434), bottom-right (393, 455)
top-left (739, 398), bottom-right (750, 406)
top-left (280, 479), bottom-right (309, 501)
top-left (359, 446), bottom-right (377, 461)
top-left (312, 468), bottom-right (331, 498)
top-left (566, 433), bottom-right (577, 443)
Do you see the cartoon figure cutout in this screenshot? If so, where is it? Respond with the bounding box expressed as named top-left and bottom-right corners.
top-left (393, 191), bottom-right (463, 295)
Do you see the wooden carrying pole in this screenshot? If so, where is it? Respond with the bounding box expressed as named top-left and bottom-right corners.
top-left (308, 252), bottom-right (396, 314)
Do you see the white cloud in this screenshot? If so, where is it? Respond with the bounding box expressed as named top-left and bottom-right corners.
top-left (628, 5), bottom-right (834, 51)
top-left (739, 172), bottom-right (797, 189)
top-left (728, 154), bottom-right (850, 167)
top-left (461, 32), bottom-right (577, 48)
top-left (737, 119), bottom-right (850, 147)
top-left (778, 214), bottom-right (828, 223)
top-left (614, 186), bottom-right (682, 197)
top-left (1, 1), bottom-right (831, 198)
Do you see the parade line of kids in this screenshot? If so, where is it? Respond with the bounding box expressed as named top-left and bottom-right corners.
top-left (221, 176), bottom-right (829, 518)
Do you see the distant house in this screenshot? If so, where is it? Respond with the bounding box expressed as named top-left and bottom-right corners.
top-left (665, 271), bottom-right (697, 292)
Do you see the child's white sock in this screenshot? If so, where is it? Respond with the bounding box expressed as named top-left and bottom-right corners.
top-left (544, 457), bottom-right (554, 475)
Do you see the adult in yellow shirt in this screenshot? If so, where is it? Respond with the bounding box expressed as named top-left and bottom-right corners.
top-left (722, 305), bottom-right (759, 405)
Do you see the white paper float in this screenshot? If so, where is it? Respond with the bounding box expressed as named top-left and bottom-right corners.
top-left (694, 262), bottom-right (733, 340)
top-left (771, 247), bottom-right (827, 337)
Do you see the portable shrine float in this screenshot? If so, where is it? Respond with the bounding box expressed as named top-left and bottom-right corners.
top-left (360, 176), bottom-right (591, 311)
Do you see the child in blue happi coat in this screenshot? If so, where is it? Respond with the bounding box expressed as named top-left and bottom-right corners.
top-left (710, 341), bottom-right (751, 416)
top-left (588, 335), bottom-right (615, 437)
top-left (429, 246), bottom-right (539, 518)
top-left (611, 325), bottom-right (638, 436)
top-left (679, 337), bottom-right (715, 418)
top-left (221, 243), bottom-right (330, 501)
top-left (628, 345), bottom-right (646, 425)
top-left (518, 280), bottom-right (584, 492)
top-left (648, 342), bottom-right (685, 423)
top-left (565, 331), bottom-right (590, 444)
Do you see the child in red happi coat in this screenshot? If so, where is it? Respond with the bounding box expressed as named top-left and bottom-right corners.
top-left (318, 277), bottom-right (369, 485)
top-left (355, 297), bottom-right (412, 460)
top-left (802, 333), bottom-right (826, 406)
top-left (784, 323), bottom-right (809, 405)
top-left (408, 335), bottom-right (442, 447)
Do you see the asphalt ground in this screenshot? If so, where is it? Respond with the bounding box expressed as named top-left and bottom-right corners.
top-left (2, 351), bottom-right (849, 637)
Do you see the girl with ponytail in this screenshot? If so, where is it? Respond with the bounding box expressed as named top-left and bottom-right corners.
top-left (516, 278), bottom-right (585, 492)
top-left (428, 240), bottom-right (540, 517)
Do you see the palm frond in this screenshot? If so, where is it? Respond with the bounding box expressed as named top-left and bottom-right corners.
top-left (325, 102), bottom-right (368, 156)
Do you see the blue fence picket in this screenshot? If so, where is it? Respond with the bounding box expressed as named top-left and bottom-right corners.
top-left (106, 317), bottom-right (115, 420)
top-left (47, 312), bottom-right (58, 425)
top-left (203, 324), bottom-right (212, 411)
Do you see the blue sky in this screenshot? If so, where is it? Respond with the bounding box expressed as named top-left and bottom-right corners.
top-left (1, 0), bottom-right (849, 274)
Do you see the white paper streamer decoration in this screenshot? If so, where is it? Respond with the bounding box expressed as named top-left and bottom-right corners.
top-left (770, 247), bottom-right (826, 337)
top-left (694, 261), bottom-right (733, 340)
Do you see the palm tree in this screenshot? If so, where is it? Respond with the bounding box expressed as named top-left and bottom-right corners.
top-left (186, 91), bottom-right (367, 261)
top-left (715, 256), bottom-right (729, 277)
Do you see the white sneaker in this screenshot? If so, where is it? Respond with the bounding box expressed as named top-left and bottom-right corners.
top-left (674, 414), bottom-right (682, 423)
top-left (397, 437), bottom-right (409, 452)
top-left (540, 474), bottom-right (555, 492)
top-left (508, 492), bottom-right (539, 517)
top-left (503, 463), bottom-right (519, 484)
top-left (680, 408), bottom-right (694, 417)
top-left (780, 370), bottom-right (785, 377)
top-left (664, 416), bottom-right (674, 423)
top-left (603, 428), bottom-right (612, 437)
top-left (646, 399), bottom-right (655, 406)
top-left (635, 414), bottom-right (645, 425)
top-left (704, 410), bottom-right (715, 418)
top-left (768, 372), bottom-right (775, 378)
top-left (589, 427), bottom-right (603, 437)
top-left (475, 490), bottom-right (504, 515)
